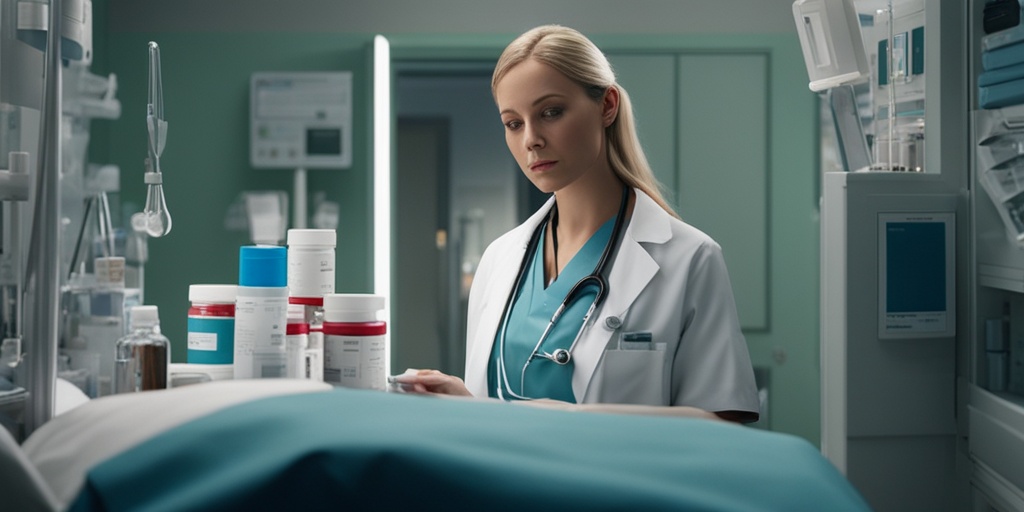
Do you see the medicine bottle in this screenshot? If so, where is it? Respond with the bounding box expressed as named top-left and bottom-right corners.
top-left (187, 284), bottom-right (237, 365)
top-left (234, 245), bottom-right (288, 379)
top-left (322, 294), bottom-right (386, 390)
top-left (288, 229), bottom-right (336, 381)
top-left (114, 305), bottom-right (170, 393)
top-left (287, 229), bottom-right (336, 303)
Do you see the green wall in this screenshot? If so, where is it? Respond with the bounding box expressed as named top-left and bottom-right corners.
top-left (96, 32), bottom-right (376, 356)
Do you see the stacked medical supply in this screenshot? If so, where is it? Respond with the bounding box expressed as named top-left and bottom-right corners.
top-left (286, 228), bottom-right (336, 381)
top-left (113, 305), bottom-right (170, 393)
top-left (980, 1), bottom-right (1024, 109)
top-left (76, 255), bottom-right (136, 397)
top-left (975, 15), bottom-right (1024, 249)
top-left (322, 294), bottom-right (387, 390)
top-left (233, 246), bottom-right (288, 379)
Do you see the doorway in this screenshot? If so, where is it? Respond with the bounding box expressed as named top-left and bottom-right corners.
top-left (394, 118), bottom-right (449, 374)
top-left (393, 62), bottom-right (542, 377)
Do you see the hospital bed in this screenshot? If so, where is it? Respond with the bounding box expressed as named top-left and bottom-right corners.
top-left (2, 380), bottom-right (871, 511)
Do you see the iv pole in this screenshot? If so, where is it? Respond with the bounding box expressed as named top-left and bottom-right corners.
top-left (24, 0), bottom-right (63, 435)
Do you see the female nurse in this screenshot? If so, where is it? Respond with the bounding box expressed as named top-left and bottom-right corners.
top-left (395, 25), bottom-right (760, 423)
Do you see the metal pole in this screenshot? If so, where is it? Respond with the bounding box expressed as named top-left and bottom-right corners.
top-left (886, 0), bottom-right (896, 171)
top-left (24, 0), bottom-right (63, 435)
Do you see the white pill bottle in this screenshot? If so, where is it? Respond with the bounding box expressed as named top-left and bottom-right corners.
top-left (233, 245), bottom-right (289, 379)
top-left (322, 294), bottom-right (386, 390)
top-left (286, 229), bottom-right (336, 301)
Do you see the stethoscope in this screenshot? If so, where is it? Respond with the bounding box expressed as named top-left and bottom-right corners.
top-left (495, 186), bottom-right (631, 400)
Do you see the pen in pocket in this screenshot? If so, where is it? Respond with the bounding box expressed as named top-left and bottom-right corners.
top-left (621, 331), bottom-right (653, 350)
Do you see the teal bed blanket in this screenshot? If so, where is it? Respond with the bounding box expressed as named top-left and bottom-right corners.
top-left (69, 388), bottom-right (869, 511)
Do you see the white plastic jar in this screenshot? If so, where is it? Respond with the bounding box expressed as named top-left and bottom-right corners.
top-left (322, 294), bottom-right (386, 390)
top-left (187, 284), bottom-right (237, 365)
top-left (287, 229), bottom-right (337, 302)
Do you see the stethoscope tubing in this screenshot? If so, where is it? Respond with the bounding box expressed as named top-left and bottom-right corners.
top-left (495, 186), bottom-right (631, 400)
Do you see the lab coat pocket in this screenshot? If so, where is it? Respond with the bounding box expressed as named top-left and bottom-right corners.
top-left (596, 344), bottom-right (667, 405)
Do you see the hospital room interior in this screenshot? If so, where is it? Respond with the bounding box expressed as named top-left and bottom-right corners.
top-left (1, 0), bottom-right (1023, 510)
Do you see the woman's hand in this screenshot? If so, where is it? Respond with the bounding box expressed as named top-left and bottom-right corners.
top-left (391, 369), bottom-right (473, 397)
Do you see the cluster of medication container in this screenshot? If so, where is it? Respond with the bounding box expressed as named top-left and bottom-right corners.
top-left (183, 228), bottom-right (387, 390)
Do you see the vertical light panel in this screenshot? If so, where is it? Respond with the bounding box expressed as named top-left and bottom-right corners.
top-left (373, 35), bottom-right (392, 376)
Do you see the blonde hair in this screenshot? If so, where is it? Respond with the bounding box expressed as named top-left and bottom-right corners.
top-left (492, 25), bottom-right (679, 218)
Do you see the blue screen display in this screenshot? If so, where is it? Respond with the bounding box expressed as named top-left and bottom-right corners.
top-left (885, 222), bottom-right (945, 313)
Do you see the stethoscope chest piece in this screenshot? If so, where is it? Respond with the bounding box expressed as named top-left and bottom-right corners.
top-left (551, 348), bottom-right (571, 365)
top-left (604, 316), bottom-right (622, 330)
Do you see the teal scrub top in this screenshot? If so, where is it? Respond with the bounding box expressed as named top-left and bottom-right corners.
top-left (489, 216), bottom-right (615, 401)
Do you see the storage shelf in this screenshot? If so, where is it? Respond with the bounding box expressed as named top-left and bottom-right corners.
top-left (969, 385), bottom-right (1024, 498)
top-left (979, 263), bottom-right (1024, 293)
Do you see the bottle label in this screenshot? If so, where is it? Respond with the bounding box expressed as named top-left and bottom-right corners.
top-left (323, 334), bottom-right (385, 390)
top-left (306, 346), bottom-right (324, 381)
top-left (234, 291), bottom-right (288, 379)
top-left (285, 334), bottom-right (309, 379)
top-left (187, 316), bottom-right (235, 365)
top-left (306, 331), bottom-right (324, 381)
top-left (237, 352), bottom-right (286, 379)
top-left (288, 250), bottom-right (335, 298)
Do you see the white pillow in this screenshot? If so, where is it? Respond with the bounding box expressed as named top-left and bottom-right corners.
top-left (21, 379), bottom-right (331, 508)
top-left (54, 377), bottom-right (90, 416)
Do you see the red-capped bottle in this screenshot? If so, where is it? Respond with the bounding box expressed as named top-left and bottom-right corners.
top-left (322, 294), bottom-right (386, 390)
top-left (187, 285), bottom-right (237, 365)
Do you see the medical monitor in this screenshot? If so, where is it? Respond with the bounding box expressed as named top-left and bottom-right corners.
top-left (877, 212), bottom-right (955, 339)
top-left (250, 72), bottom-right (353, 169)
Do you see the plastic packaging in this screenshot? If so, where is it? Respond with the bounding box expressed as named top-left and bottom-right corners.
top-left (187, 284), bottom-right (236, 365)
top-left (322, 294), bottom-right (386, 390)
top-left (114, 305), bottom-right (170, 393)
top-left (233, 246), bottom-right (289, 379)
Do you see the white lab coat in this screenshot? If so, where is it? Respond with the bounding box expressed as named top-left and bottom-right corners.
top-left (464, 189), bottom-right (760, 414)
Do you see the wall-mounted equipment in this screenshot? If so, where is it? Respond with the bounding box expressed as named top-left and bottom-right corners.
top-left (250, 72), bottom-right (352, 170)
top-left (877, 212), bottom-right (955, 339)
top-left (793, 0), bottom-right (870, 92)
